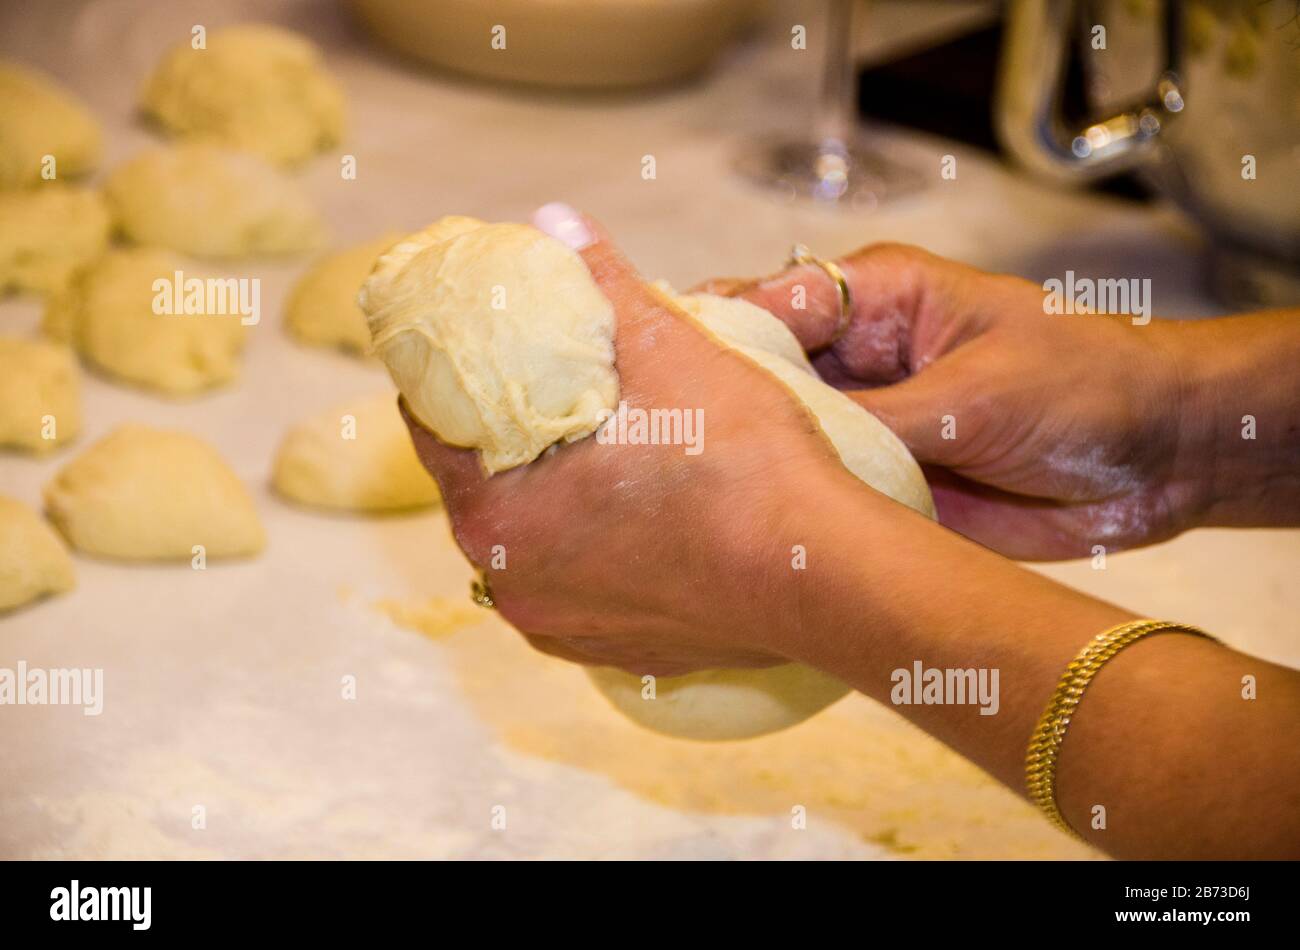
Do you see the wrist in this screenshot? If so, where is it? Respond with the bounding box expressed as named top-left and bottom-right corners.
top-left (768, 472), bottom-right (1137, 790)
top-left (1161, 315), bottom-right (1300, 528)
top-left (741, 468), bottom-right (895, 666)
top-left (1153, 321), bottom-right (1222, 531)
top-left (766, 471), bottom-right (930, 671)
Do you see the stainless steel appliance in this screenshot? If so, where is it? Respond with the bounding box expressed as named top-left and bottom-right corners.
top-left (997, 0), bottom-right (1300, 305)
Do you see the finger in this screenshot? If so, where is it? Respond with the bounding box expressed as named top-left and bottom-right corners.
top-left (531, 202), bottom-right (689, 362)
top-left (926, 471), bottom-right (1075, 559)
top-left (843, 346), bottom-right (980, 466)
top-left (926, 469), bottom-right (1177, 561)
top-left (734, 262), bottom-right (844, 351)
top-left (735, 243), bottom-right (934, 381)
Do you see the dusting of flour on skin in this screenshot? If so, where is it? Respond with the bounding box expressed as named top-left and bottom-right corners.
top-left (1040, 442), bottom-right (1146, 498)
top-left (837, 304), bottom-right (911, 380)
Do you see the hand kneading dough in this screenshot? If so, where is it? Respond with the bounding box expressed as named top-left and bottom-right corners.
top-left (0, 186), bottom-right (110, 294)
top-left (273, 394), bottom-right (440, 512)
top-left (0, 337), bottom-right (81, 454)
top-left (0, 61), bottom-right (102, 189)
top-left (43, 247), bottom-right (246, 395)
top-left (104, 145), bottom-right (324, 258)
top-left (141, 25), bottom-right (345, 168)
top-left (361, 217), bottom-right (619, 473)
top-left (285, 235), bottom-right (399, 354)
top-left (44, 425), bottom-right (265, 560)
top-left (0, 496), bottom-right (75, 612)
top-left (362, 217), bottom-right (935, 740)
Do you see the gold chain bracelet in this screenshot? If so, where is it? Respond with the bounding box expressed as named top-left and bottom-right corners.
top-left (1025, 619), bottom-right (1216, 838)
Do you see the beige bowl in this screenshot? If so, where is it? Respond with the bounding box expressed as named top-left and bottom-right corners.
top-left (348, 0), bottom-right (764, 89)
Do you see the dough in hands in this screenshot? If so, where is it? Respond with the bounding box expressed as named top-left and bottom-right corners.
top-left (104, 145), bottom-right (324, 259)
top-left (588, 289), bottom-right (936, 739)
top-left (44, 424), bottom-right (265, 560)
top-left (585, 664), bottom-right (856, 744)
top-left (273, 394), bottom-right (440, 512)
top-left (0, 60), bottom-right (101, 189)
top-left (0, 185), bottom-right (111, 294)
top-left (361, 217), bottom-right (618, 473)
top-left (0, 336), bottom-right (81, 454)
top-left (43, 247), bottom-right (247, 395)
top-left (141, 25), bottom-right (345, 168)
top-left (285, 235), bottom-right (400, 355)
top-left (674, 290), bottom-right (936, 519)
top-left (362, 216), bottom-right (934, 740)
top-left (0, 495), bottom-right (75, 613)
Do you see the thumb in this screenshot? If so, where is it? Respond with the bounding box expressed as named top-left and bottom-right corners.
top-left (734, 264), bottom-right (845, 354)
top-left (531, 202), bottom-right (653, 318)
top-left (530, 202), bottom-right (695, 367)
top-left (846, 353), bottom-right (974, 467)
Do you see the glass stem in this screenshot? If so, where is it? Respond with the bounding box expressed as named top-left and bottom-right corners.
top-left (815, 0), bottom-right (861, 148)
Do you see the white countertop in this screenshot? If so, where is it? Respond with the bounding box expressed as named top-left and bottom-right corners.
top-left (1, 0), bottom-right (1295, 860)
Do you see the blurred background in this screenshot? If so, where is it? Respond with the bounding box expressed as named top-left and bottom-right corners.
top-left (1, 0), bottom-right (1297, 860)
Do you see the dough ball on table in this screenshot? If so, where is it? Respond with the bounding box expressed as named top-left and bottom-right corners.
top-left (141, 25), bottom-right (345, 168)
top-left (285, 235), bottom-right (400, 355)
top-left (0, 336), bottom-right (81, 454)
top-left (44, 425), bottom-right (265, 561)
top-left (0, 61), bottom-right (102, 189)
top-left (104, 145), bottom-right (324, 259)
top-left (43, 247), bottom-right (247, 396)
top-left (361, 217), bottom-right (619, 474)
top-left (361, 216), bottom-right (935, 741)
top-left (0, 496), bottom-right (75, 613)
top-left (272, 393), bottom-right (440, 513)
top-left (0, 186), bottom-right (110, 294)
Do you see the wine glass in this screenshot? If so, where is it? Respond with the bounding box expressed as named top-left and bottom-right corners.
top-left (736, 0), bottom-right (925, 208)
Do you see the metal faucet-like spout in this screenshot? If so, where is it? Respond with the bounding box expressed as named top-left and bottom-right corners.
top-left (995, 0), bottom-right (1186, 182)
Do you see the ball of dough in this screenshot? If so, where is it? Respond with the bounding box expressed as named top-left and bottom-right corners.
top-left (104, 145), bottom-right (325, 259)
top-left (141, 25), bottom-right (345, 168)
top-left (363, 217), bottom-right (936, 741)
top-left (590, 290), bottom-right (935, 740)
top-left (43, 247), bottom-right (247, 395)
top-left (285, 235), bottom-right (399, 355)
top-left (0, 185), bottom-right (110, 294)
top-left (272, 393), bottom-right (440, 512)
top-left (0, 495), bottom-right (75, 613)
top-left (44, 424), bottom-right (265, 560)
top-left (0, 336), bottom-right (81, 454)
top-left (586, 664), bottom-right (853, 743)
top-left (680, 292), bottom-right (937, 520)
top-left (360, 217), bottom-right (618, 473)
top-left (0, 61), bottom-right (101, 189)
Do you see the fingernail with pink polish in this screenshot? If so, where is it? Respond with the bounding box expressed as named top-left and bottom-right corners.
top-left (532, 202), bottom-right (594, 251)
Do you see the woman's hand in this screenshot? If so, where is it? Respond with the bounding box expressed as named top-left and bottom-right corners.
top-left (699, 244), bottom-right (1217, 560)
top-left (399, 217), bottom-right (1300, 859)
top-left (402, 205), bottom-right (893, 676)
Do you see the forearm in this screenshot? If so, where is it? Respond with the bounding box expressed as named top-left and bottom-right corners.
top-left (775, 478), bottom-right (1300, 857)
top-left (1163, 311), bottom-right (1300, 528)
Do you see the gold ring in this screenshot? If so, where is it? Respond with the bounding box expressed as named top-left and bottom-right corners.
top-left (470, 574), bottom-right (495, 609)
top-left (787, 243), bottom-right (852, 345)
